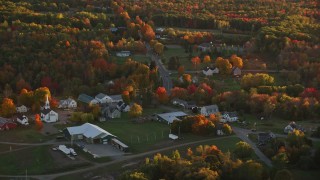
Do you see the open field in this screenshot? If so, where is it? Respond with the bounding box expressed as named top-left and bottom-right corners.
top-left (110, 54), bottom-right (150, 65)
top-left (170, 27), bottom-right (251, 37)
top-left (236, 114), bottom-right (320, 135)
top-left (0, 145), bottom-right (90, 175)
top-left (162, 45), bottom-right (194, 70)
top-left (0, 126), bottom-right (53, 143)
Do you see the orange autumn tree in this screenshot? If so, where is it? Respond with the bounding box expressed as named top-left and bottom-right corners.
top-left (18, 88), bottom-right (34, 107)
top-left (230, 54), bottom-right (243, 69)
top-left (141, 23), bottom-right (155, 42)
top-left (191, 56), bottom-right (201, 70)
top-left (34, 114), bottom-right (43, 131)
top-left (191, 115), bottom-right (215, 135)
top-left (122, 90), bottom-right (130, 104)
top-left (177, 65), bottom-right (185, 76)
top-left (0, 98), bottom-right (16, 117)
top-left (203, 55), bottom-right (211, 64)
top-left (209, 114), bottom-right (220, 124)
top-left (170, 87), bottom-right (188, 100)
top-left (156, 86), bottom-right (169, 104)
top-left (50, 97), bottom-right (58, 109)
top-left (182, 74), bottom-right (192, 84)
top-left (65, 40), bottom-right (71, 48)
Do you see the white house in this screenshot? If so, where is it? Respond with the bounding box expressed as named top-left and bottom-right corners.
top-left (221, 112), bottom-right (239, 122)
top-left (17, 115), bottom-right (29, 126)
top-left (202, 67), bottom-right (219, 76)
top-left (40, 96), bottom-right (58, 123)
top-left (16, 105), bottom-right (28, 113)
top-left (232, 67), bottom-right (241, 76)
top-left (107, 107), bottom-right (121, 119)
top-left (283, 121), bottom-right (304, 134)
top-left (58, 98), bottom-right (77, 109)
top-left (95, 93), bottom-right (112, 104)
top-left (101, 105), bottom-right (121, 119)
top-left (116, 51), bottom-right (131, 57)
top-left (200, 105), bottom-right (219, 116)
top-left (178, 75), bottom-right (198, 84)
top-left (216, 123), bottom-right (224, 136)
top-left (198, 43), bottom-right (211, 52)
top-left (117, 101), bottom-right (130, 112)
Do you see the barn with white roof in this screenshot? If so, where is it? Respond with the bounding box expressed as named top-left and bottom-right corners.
top-left (64, 123), bottom-right (115, 144)
top-left (63, 123), bottom-right (129, 151)
top-left (156, 111), bottom-right (188, 124)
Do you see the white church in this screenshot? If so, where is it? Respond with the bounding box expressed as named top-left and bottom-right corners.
top-left (40, 95), bottom-right (59, 123)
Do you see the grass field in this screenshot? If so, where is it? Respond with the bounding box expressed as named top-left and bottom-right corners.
top-left (162, 45), bottom-right (195, 70)
top-left (236, 114), bottom-right (320, 136)
top-left (0, 126), bottom-right (52, 143)
top-left (0, 145), bottom-right (90, 175)
top-left (96, 107), bottom-right (171, 153)
top-left (54, 107), bottom-right (173, 153)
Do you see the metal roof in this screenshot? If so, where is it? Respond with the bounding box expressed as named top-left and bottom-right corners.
top-left (95, 93), bottom-right (107, 100)
top-left (111, 138), bottom-right (128, 148)
top-left (66, 123), bottom-right (115, 139)
top-left (157, 111), bottom-right (187, 124)
top-left (109, 95), bottom-right (123, 101)
top-left (78, 94), bottom-right (95, 104)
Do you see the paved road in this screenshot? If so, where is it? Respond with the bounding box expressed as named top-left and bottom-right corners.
top-left (0, 140), bottom-right (69, 146)
top-left (0, 136), bottom-right (235, 180)
top-left (232, 126), bottom-right (273, 167)
top-left (171, 69), bottom-right (296, 74)
top-left (146, 43), bottom-right (173, 94)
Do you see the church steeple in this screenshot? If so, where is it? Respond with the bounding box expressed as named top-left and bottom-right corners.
top-left (44, 95), bottom-right (50, 109)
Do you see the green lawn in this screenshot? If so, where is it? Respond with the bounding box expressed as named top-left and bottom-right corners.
top-left (96, 107), bottom-right (171, 153)
top-left (110, 54), bottom-right (150, 65)
top-left (162, 45), bottom-right (195, 71)
top-left (0, 126), bottom-right (52, 143)
top-left (237, 114), bottom-right (320, 137)
top-left (0, 145), bottom-right (90, 175)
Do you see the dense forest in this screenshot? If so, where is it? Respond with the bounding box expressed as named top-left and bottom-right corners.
top-left (0, 0), bottom-right (319, 120)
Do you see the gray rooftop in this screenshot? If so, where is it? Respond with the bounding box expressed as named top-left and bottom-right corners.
top-left (78, 94), bottom-right (94, 104)
top-left (95, 93), bottom-right (107, 99)
top-left (157, 111), bottom-right (188, 124)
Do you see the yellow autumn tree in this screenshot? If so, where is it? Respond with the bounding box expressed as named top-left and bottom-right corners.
top-left (129, 103), bottom-right (143, 117)
top-left (0, 98), bottom-right (16, 117)
top-left (230, 54), bottom-right (243, 69)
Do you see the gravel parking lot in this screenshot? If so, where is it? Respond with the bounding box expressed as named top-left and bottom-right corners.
top-left (84, 143), bottom-right (125, 158)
